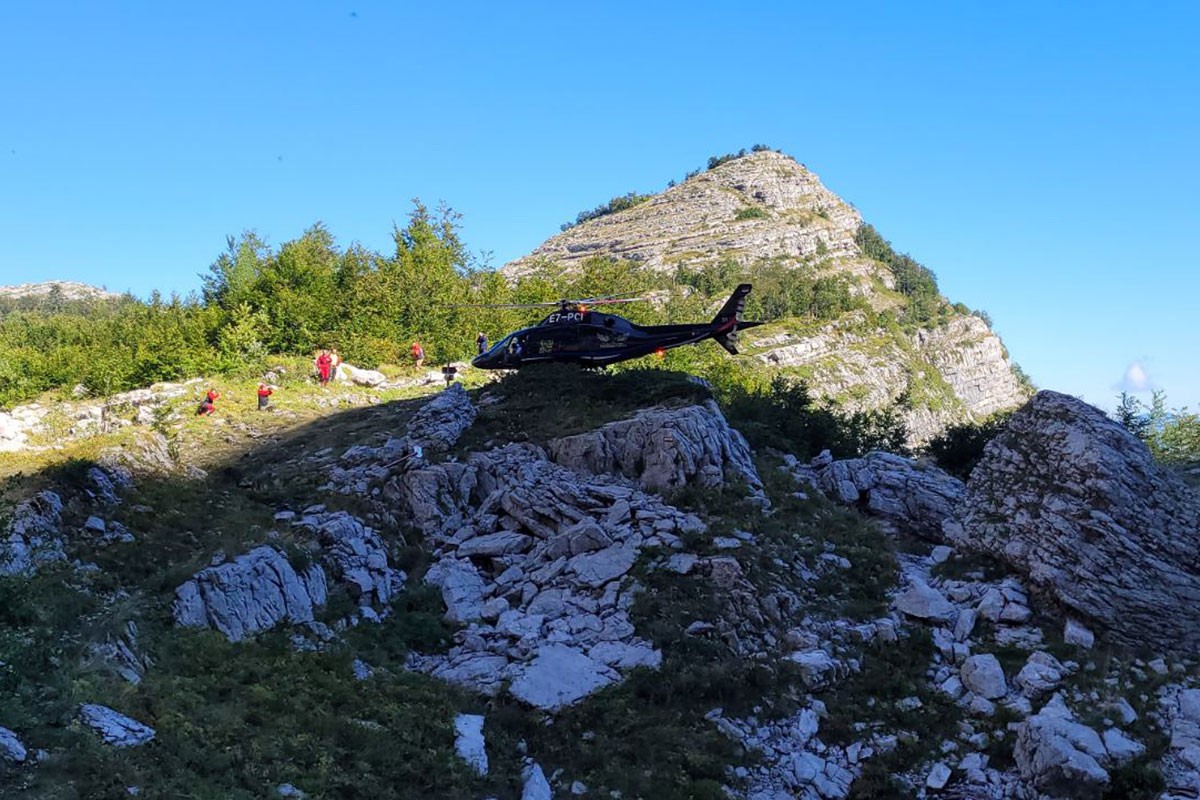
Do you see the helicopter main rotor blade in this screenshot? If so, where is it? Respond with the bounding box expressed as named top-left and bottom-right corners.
top-left (444, 294), bottom-right (649, 309)
top-left (444, 301), bottom-right (563, 309)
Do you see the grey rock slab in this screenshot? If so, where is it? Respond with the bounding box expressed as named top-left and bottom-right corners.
top-left (895, 581), bottom-right (957, 623)
top-left (548, 400), bottom-right (761, 492)
top-left (454, 714), bottom-right (488, 776)
top-left (1064, 618), bottom-right (1095, 649)
top-left (424, 558), bottom-right (486, 623)
top-left (78, 704), bottom-right (155, 747)
top-left (926, 762), bottom-right (952, 789)
top-left (567, 542), bottom-right (638, 588)
top-left (458, 531), bottom-right (534, 558)
top-left (1101, 728), bottom-right (1145, 764)
top-left (1015, 651), bottom-right (1067, 699)
top-left (509, 645), bottom-right (619, 711)
top-left (521, 760), bottom-right (552, 800)
top-left (588, 641), bottom-right (662, 670)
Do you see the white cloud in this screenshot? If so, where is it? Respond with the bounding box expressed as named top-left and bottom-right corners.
top-left (1115, 361), bottom-right (1155, 394)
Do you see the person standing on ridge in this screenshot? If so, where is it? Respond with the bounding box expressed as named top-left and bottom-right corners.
top-left (257, 382), bottom-right (273, 411)
top-left (330, 349), bottom-right (342, 381)
top-left (476, 331), bottom-right (488, 355)
top-left (316, 350), bottom-right (333, 386)
top-left (411, 341), bottom-right (425, 368)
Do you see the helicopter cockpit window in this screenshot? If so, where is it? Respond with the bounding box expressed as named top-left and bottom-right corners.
top-left (485, 334), bottom-right (514, 357)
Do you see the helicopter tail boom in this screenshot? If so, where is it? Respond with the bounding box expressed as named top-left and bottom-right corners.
top-left (710, 283), bottom-right (760, 355)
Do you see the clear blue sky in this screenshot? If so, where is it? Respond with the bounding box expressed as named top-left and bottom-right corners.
top-left (2, 2), bottom-right (1196, 409)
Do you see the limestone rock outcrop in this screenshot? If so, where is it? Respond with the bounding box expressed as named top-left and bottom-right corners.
top-left (949, 390), bottom-right (1200, 651)
top-left (0, 378), bottom-right (201, 454)
top-left (77, 704), bottom-right (156, 747)
top-left (401, 442), bottom-right (698, 708)
top-left (405, 383), bottom-right (476, 453)
top-left (784, 450), bottom-right (964, 541)
top-left (291, 510), bottom-right (404, 613)
top-left (0, 490), bottom-right (65, 576)
top-left (548, 400), bottom-right (761, 492)
top-left (324, 385), bottom-right (475, 496)
top-left (172, 546), bottom-right (329, 641)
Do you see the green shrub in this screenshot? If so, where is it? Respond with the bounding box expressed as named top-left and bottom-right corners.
top-left (734, 207), bottom-right (768, 221)
top-left (722, 376), bottom-right (908, 458)
top-left (923, 412), bottom-right (1013, 480)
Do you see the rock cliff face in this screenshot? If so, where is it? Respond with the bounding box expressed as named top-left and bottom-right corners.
top-left (754, 314), bottom-right (1028, 444)
top-left (949, 390), bottom-right (1200, 651)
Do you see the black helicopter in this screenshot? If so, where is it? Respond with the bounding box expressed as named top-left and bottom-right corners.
top-left (470, 283), bottom-right (763, 369)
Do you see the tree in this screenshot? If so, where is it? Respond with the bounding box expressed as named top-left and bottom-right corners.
top-left (202, 231), bottom-right (270, 308)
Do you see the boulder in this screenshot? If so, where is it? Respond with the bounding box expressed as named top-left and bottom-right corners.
top-left (0, 726), bottom-right (27, 762)
top-left (950, 391), bottom-right (1200, 652)
top-left (567, 542), bottom-right (638, 588)
top-left (1014, 696), bottom-right (1109, 798)
top-left (960, 654), bottom-right (1007, 700)
top-left (172, 546), bottom-right (328, 641)
top-left (1014, 651), bottom-right (1067, 699)
top-left (806, 452), bottom-right (965, 541)
top-left (521, 760), bottom-right (553, 800)
top-left (338, 363), bottom-right (387, 387)
top-left (424, 558), bottom-right (486, 623)
top-left (548, 400), bottom-right (761, 492)
top-left (894, 580), bottom-right (957, 623)
top-left (78, 704), bottom-right (155, 747)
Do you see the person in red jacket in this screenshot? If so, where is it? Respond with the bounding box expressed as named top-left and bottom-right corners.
top-left (316, 350), bottom-right (333, 386)
top-left (257, 383), bottom-right (274, 411)
top-left (197, 388), bottom-right (219, 416)
top-left (410, 341), bottom-right (425, 368)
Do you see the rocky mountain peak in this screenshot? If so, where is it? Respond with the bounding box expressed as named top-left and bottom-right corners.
top-left (503, 150), bottom-right (871, 278)
top-left (0, 281), bottom-right (119, 302)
